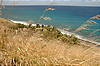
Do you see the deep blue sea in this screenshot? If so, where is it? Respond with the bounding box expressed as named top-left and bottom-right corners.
top-left (1, 5), bottom-right (100, 43)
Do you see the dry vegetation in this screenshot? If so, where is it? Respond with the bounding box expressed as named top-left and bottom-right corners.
top-left (0, 18), bottom-right (100, 66)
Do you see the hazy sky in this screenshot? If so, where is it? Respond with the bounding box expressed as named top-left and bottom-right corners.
top-left (4, 0), bottom-right (100, 1)
top-left (3, 0), bottom-right (100, 6)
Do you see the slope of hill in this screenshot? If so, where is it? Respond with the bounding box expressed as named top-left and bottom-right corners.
top-left (0, 18), bottom-right (16, 33)
top-left (0, 18), bottom-right (100, 65)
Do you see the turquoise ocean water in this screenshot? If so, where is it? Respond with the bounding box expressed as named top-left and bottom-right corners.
top-left (1, 5), bottom-right (100, 43)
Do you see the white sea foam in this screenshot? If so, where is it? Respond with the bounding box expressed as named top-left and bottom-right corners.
top-left (58, 28), bottom-right (83, 39)
top-left (10, 20), bottom-right (36, 26)
top-left (58, 28), bottom-right (100, 45)
top-left (10, 19), bottom-right (50, 27)
top-left (10, 20), bottom-right (28, 25)
top-left (11, 19), bottom-right (100, 45)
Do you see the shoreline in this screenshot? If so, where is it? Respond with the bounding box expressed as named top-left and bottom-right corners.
top-left (10, 19), bottom-right (100, 47)
top-left (59, 29), bottom-right (100, 47)
top-left (3, 1), bottom-right (100, 7)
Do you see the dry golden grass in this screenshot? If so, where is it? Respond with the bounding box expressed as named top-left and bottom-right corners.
top-left (0, 18), bottom-right (100, 65)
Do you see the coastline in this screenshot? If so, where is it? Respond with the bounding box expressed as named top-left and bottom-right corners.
top-left (1, 18), bottom-right (100, 65)
top-left (3, 1), bottom-right (100, 7)
top-left (10, 19), bottom-right (100, 47)
top-left (59, 29), bottom-right (100, 47)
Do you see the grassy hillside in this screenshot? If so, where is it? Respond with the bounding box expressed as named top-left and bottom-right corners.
top-left (0, 18), bottom-right (100, 65)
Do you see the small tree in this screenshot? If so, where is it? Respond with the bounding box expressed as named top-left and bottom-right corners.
top-left (28, 24), bottom-right (32, 28)
top-left (31, 26), bottom-right (35, 30)
top-left (52, 26), bottom-right (57, 31)
top-left (42, 25), bottom-right (45, 28)
top-left (38, 2), bottom-right (56, 22)
top-left (36, 24), bottom-right (40, 28)
top-left (17, 23), bottom-right (27, 28)
top-left (71, 37), bottom-right (79, 44)
top-left (47, 25), bottom-right (50, 27)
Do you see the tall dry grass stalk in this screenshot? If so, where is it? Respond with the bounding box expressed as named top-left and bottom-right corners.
top-left (74, 14), bottom-right (99, 33)
top-left (0, 26), bottom-right (100, 65)
top-left (0, 0), bottom-right (4, 15)
top-left (4, 0), bottom-right (19, 18)
top-left (74, 20), bottom-right (98, 33)
top-left (38, 2), bottom-right (56, 22)
top-left (73, 15), bottom-right (100, 42)
top-left (0, 1), bottom-right (100, 65)
top-left (88, 29), bottom-right (100, 37)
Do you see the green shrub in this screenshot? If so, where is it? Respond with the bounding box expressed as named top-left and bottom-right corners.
top-left (60, 37), bottom-right (68, 42)
top-left (41, 45), bottom-right (46, 49)
top-left (56, 30), bottom-right (61, 34)
top-left (52, 26), bottom-right (57, 31)
top-left (16, 23), bottom-right (27, 28)
top-left (42, 25), bottom-right (45, 28)
top-left (31, 26), bottom-right (35, 30)
top-left (28, 24), bottom-right (32, 28)
top-left (47, 28), bottom-right (52, 31)
top-left (63, 34), bottom-right (68, 37)
top-left (56, 34), bottom-right (62, 38)
top-left (10, 26), bottom-right (18, 30)
top-left (47, 25), bottom-right (50, 27)
top-left (71, 37), bottom-right (79, 44)
top-left (36, 24), bottom-right (40, 28)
